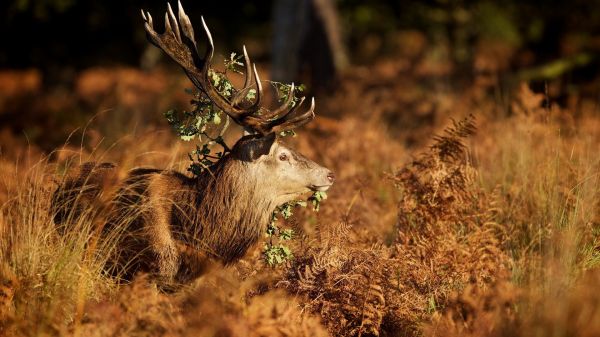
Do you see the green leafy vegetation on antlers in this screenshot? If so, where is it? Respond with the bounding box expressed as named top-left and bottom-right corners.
top-left (163, 51), bottom-right (326, 266)
top-left (164, 52), bottom-right (253, 175)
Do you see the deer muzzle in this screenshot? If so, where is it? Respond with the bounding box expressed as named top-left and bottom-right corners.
top-left (309, 170), bottom-right (335, 192)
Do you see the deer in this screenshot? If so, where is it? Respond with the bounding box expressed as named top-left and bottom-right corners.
top-left (51, 1), bottom-right (334, 288)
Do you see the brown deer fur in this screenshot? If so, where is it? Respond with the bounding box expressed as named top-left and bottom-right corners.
top-left (53, 134), bottom-right (333, 285)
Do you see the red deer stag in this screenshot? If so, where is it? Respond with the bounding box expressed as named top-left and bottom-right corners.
top-left (52, 1), bottom-right (334, 287)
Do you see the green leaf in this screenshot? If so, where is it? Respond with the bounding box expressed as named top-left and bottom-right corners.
top-left (280, 203), bottom-right (293, 219)
top-left (246, 89), bottom-right (256, 100)
top-left (266, 222), bottom-right (277, 236)
top-left (210, 71), bottom-right (221, 86)
top-left (309, 191), bottom-right (328, 211)
top-left (222, 81), bottom-right (233, 97)
top-left (212, 113), bottom-right (221, 125)
top-left (317, 191), bottom-right (328, 201)
top-left (281, 245), bottom-right (292, 256)
top-left (281, 229), bottom-right (294, 241)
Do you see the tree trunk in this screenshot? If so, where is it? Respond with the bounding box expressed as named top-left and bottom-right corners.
top-left (271, 0), bottom-right (348, 92)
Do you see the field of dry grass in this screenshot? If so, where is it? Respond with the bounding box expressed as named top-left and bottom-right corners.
top-left (0, 60), bottom-right (599, 337)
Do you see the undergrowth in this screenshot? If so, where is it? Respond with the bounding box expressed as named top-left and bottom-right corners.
top-left (0, 160), bottom-right (117, 336)
top-left (0, 79), bottom-right (599, 337)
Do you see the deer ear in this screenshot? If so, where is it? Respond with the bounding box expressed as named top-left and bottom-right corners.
top-left (235, 132), bottom-right (277, 162)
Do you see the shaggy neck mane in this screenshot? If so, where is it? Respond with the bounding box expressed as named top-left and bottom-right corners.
top-left (190, 156), bottom-right (277, 264)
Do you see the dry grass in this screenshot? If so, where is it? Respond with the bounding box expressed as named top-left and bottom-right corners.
top-left (1, 63), bottom-right (599, 337)
top-left (423, 85), bottom-right (600, 337)
top-left (0, 160), bottom-right (116, 336)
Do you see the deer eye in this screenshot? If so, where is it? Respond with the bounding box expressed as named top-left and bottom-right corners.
top-left (279, 153), bottom-right (288, 161)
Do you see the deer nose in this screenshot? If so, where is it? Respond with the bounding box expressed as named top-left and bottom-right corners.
top-left (327, 171), bottom-right (335, 183)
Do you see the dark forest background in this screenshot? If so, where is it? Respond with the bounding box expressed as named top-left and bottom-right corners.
top-left (2, 0), bottom-right (600, 148)
top-left (3, 1), bottom-right (600, 77)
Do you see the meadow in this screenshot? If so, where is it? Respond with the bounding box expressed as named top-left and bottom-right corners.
top-left (1, 55), bottom-right (599, 337)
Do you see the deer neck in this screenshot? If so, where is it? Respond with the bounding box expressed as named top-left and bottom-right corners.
top-left (193, 158), bottom-right (278, 263)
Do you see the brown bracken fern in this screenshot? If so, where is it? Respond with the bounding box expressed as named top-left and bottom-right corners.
top-left (277, 115), bottom-right (509, 337)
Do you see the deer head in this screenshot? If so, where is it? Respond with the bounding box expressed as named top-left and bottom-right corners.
top-left (141, 1), bottom-right (334, 204)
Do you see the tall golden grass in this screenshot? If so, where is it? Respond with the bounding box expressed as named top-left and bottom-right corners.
top-left (0, 159), bottom-right (115, 335)
top-left (0, 75), bottom-right (599, 337)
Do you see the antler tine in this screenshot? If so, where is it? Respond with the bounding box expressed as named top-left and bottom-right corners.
top-left (196, 16), bottom-right (265, 116)
top-left (247, 96), bottom-right (313, 135)
top-left (164, 12), bottom-right (173, 36)
top-left (251, 63), bottom-right (263, 109)
top-left (241, 46), bottom-right (253, 91)
top-left (146, 11), bottom-right (153, 28)
top-left (249, 90), bottom-right (314, 135)
top-left (287, 97), bottom-right (316, 124)
top-left (199, 16), bottom-right (214, 69)
top-left (167, 3), bottom-right (181, 43)
top-left (261, 83), bottom-right (295, 120)
top-left (230, 45), bottom-right (255, 107)
top-left (270, 97), bottom-right (316, 133)
top-left (177, 0), bottom-right (195, 43)
top-left (277, 95), bottom-right (306, 123)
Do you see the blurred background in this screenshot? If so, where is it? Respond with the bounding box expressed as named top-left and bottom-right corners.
top-left (1, 0), bottom-right (600, 151)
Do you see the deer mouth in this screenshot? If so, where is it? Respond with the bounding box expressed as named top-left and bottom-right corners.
top-left (308, 171), bottom-right (334, 192)
top-left (309, 184), bottom-right (332, 192)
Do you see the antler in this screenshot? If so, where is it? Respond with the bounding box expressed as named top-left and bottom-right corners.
top-left (141, 1), bottom-right (315, 135)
